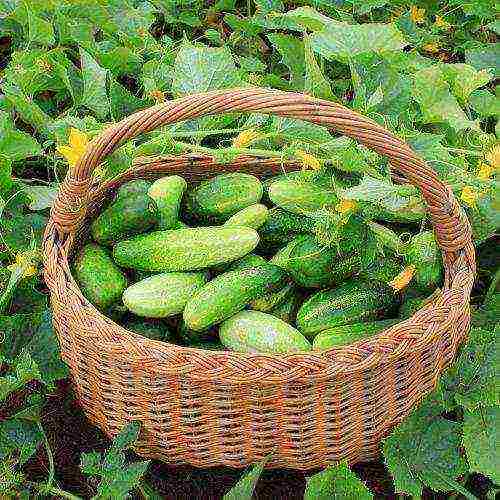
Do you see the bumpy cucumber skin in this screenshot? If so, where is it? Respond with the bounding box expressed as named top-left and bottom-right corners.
top-left (271, 234), bottom-right (359, 288)
top-left (313, 319), bottom-right (399, 349)
top-left (249, 282), bottom-right (294, 312)
top-left (211, 253), bottom-right (267, 275)
top-left (359, 256), bottom-right (402, 283)
top-left (147, 175), bottom-right (187, 230)
top-left (116, 179), bottom-right (151, 199)
top-left (113, 227), bottom-right (259, 272)
top-left (258, 208), bottom-right (314, 249)
top-left (74, 243), bottom-right (128, 311)
top-left (184, 264), bottom-right (287, 331)
top-left (296, 279), bottom-right (398, 336)
top-left (219, 310), bottom-right (311, 353)
top-left (406, 231), bottom-right (443, 292)
top-left (185, 173), bottom-right (263, 222)
top-left (224, 203), bottom-right (269, 229)
top-left (268, 179), bottom-right (337, 215)
top-left (123, 272), bottom-right (207, 318)
top-left (123, 318), bottom-right (172, 340)
top-left (91, 192), bottom-right (157, 246)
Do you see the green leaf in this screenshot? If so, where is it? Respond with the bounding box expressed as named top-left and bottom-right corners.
top-left (442, 63), bottom-right (493, 106)
top-left (171, 41), bottom-right (242, 97)
top-left (223, 456), bottom-right (268, 500)
top-left (311, 23), bottom-right (406, 63)
top-left (463, 406), bottom-right (499, 483)
top-left (412, 66), bottom-right (478, 132)
top-left (26, 9), bottom-right (54, 46)
top-left (283, 7), bottom-right (335, 31)
top-left (255, 0), bottom-right (284, 14)
top-left (469, 90), bottom-right (500, 118)
top-left (109, 79), bottom-right (146, 121)
top-left (26, 309), bottom-right (68, 384)
top-left (267, 33), bottom-right (305, 89)
top-left (111, 421), bottom-right (141, 451)
top-left (22, 184), bottom-right (58, 210)
top-left (304, 36), bottom-right (333, 100)
top-left (465, 43), bottom-right (500, 78)
top-left (0, 418), bottom-right (43, 464)
top-left (98, 45), bottom-right (143, 77)
top-left (141, 56), bottom-right (174, 95)
top-left (383, 407), bottom-right (468, 497)
top-left (304, 461), bottom-right (372, 499)
top-left (0, 350), bottom-right (42, 402)
top-left (79, 47), bottom-right (109, 119)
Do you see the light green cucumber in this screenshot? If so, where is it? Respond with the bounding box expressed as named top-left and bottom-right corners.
top-left (268, 179), bottom-right (338, 215)
top-left (224, 204), bottom-right (269, 229)
top-left (115, 179), bottom-right (151, 199)
top-left (183, 264), bottom-right (287, 331)
top-left (296, 279), bottom-right (399, 336)
top-left (185, 173), bottom-right (263, 222)
top-left (122, 272), bottom-right (207, 318)
top-left (406, 231), bottom-right (443, 292)
top-left (249, 283), bottom-right (294, 312)
top-left (219, 310), bottom-right (311, 353)
top-left (312, 319), bottom-right (399, 350)
top-left (147, 175), bottom-right (187, 230)
top-left (228, 253), bottom-right (268, 271)
top-left (74, 243), bottom-right (127, 311)
top-left (113, 227), bottom-right (259, 272)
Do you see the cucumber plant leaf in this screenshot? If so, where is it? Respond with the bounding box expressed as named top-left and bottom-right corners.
top-left (223, 456), bottom-right (268, 500)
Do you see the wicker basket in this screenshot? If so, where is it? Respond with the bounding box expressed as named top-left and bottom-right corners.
top-left (43, 88), bottom-right (475, 470)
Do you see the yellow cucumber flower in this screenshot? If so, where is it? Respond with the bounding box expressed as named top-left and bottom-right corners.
top-left (232, 129), bottom-right (263, 148)
top-left (434, 15), bottom-right (451, 30)
top-left (477, 162), bottom-right (496, 181)
top-left (56, 128), bottom-right (89, 169)
top-left (335, 199), bottom-right (357, 214)
top-left (423, 42), bottom-right (439, 53)
top-left (149, 89), bottom-right (165, 103)
top-left (295, 149), bottom-right (321, 170)
top-left (7, 251), bottom-right (38, 279)
top-left (389, 265), bottom-right (416, 292)
top-left (460, 185), bottom-right (479, 208)
top-left (410, 5), bottom-right (425, 24)
top-left (485, 144), bottom-right (500, 169)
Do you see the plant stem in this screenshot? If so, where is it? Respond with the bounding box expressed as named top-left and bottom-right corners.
top-left (445, 147), bottom-right (483, 158)
top-left (38, 422), bottom-right (55, 491)
top-left (174, 141), bottom-right (285, 159)
top-left (0, 268), bottom-right (23, 315)
top-left (167, 127), bottom-right (248, 139)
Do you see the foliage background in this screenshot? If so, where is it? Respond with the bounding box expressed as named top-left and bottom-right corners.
top-left (0, 0), bottom-right (498, 498)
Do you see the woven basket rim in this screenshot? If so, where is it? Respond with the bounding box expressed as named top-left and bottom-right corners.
top-left (43, 88), bottom-right (475, 382)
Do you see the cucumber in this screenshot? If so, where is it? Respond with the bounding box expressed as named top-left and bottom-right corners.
top-left (271, 234), bottom-right (359, 288)
top-left (359, 255), bottom-right (403, 283)
top-left (147, 175), bottom-right (187, 230)
top-left (249, 282), bottom-right (294, 312)
top-left (91, 190), bottom-right (157, 246)
top-left (122, 272), bottom-right (207, 318)
top-left (312, 319), bottom-right (399, 350)
top-left (268, 179), bottom-right (338, 215)
top-left (123, 318), bottom-right (172, 340)
top-left (219, 310), bottom-right (311, 353)
top-left (296, 279), bottom-right (399, 336)
top-left (115, 179), bottom-right (151, 199)
top-left (228, 253), bottom-right (268, 271)
top-left (268, 288), bottom-right (302, 324)
top-left (113, 227), bottom-right (259, 272)
top-left (258, 207), bottom-right (314, 249)
top-left (185, 173), bottom-right (263, 222)
top-left (224, 204), bottom-right (269, 229)
top-left (178, 318), bottom-right (215, 342)
top-left (399, 296), bottom-right (426, 319)
top-left (406, 231), bottom-right (443, 292)
top-left (183, 264), bottom-right (287, 331)
top-left (74, 243), bottom-right (128, 311)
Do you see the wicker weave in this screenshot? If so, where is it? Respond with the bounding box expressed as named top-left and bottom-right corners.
top-left (43, 88), bottom-right (475, 469)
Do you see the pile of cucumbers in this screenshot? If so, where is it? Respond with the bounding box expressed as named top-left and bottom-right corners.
top-left (74, 169), bottom-right (443, 353)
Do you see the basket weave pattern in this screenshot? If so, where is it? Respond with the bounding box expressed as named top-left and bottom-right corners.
top-left (43, 88), bottom-right (475, 469)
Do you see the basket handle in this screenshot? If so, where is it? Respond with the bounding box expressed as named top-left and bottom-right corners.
top-left (49, 87), bottom-right (473, 268)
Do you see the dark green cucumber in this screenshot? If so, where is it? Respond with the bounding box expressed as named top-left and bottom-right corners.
top-left (359, 255), bottom-right (403, 283)
top-left (271, 234), bottom-right (360, 288)
top-left (312, 319), bottom-right (399, 349)
top-left (147, 175), bottom-right (187, 230)
top-left (296, 279), bottom-right (399, 336)
top-left (219, 310), bottom-right (311, 353)
top-left (123, 318), bottom-right (172, 341)
top-left (74, 243), bottom-right (127, 311)
top-left (122, 272), bottom-right (207, 318)
top-left (185, 173), bottom-right (263, 222)
top-left (268, 288), bottom-right (302, 324)
top-left (249, 282), bottom-right (294, 312)
top-left (113, 227), bottom-right (259, 272)
top-left (183, 264), bottom-right (287, 330)
top-left (406, 231), bottom-right (443, 292)
top-left (228, 253), bottom-right (268, 271)
top-left (91, 190), bottom-right (157, 246)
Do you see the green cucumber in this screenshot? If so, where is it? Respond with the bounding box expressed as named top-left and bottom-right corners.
top-left (268, 179), bottom-right (338, 215)
top-left (178, 318), bottom-right (215, 342)
top-left (224, 204), bottom-right (269, 229)
top-left (183, 264), bottom-right (287, 330)
top-left (115, 179), bottom-right (151, 199)
top-left (228, 253), bottom-right (268, 271)
top-left (147, 175), bottom-right (187, 230)
top-left (296, 279), bottom-right (399, 336)
top-left (74, 243), bottom-right (127, 311)
top-left (406, 231), bottom-right (443, 292)
top-left (185, 173), bottom-right (263, 222)
top-left (258, 208), bottom-right (314, 249)
top-left (220, 310), bottom-right (311, 353)
top-left (312, 319), bottom-right (399, 349)
top-left (359, 255), bottom-right (403, 284)
top-left (249, 282), bottom-right (294, 312)
top-left (271, 234), bottom-right (359, 288)
top-left (113, 227), bottom-right (259, 272)
top-left (91, 190), bottom-right (157, 246)
top-left (122, 272), bottom-right (207, 318)
top-left (123, 318), bottom-right (172, 340)
top-left (399, 296), bottom-right (426, 319)
top-left (268, 288), bottom-right (302, 324)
